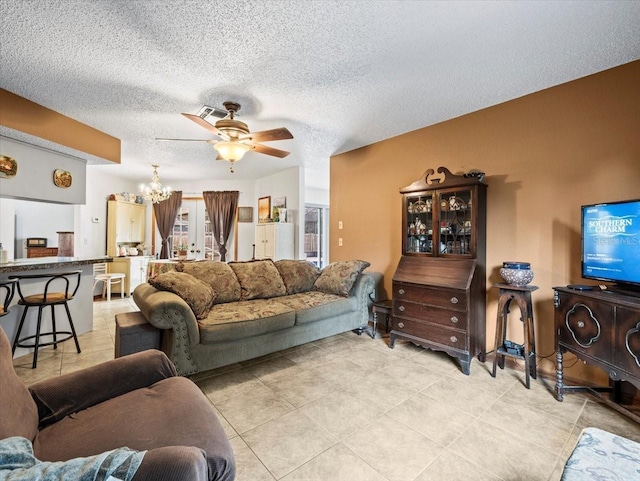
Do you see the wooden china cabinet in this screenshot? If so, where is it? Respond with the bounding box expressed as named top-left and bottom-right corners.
top-left (391, 166), bottom-right (487, 375)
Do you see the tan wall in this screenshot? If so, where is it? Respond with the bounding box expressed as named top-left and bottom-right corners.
top-left (330, 60), bottom-right (640, 383)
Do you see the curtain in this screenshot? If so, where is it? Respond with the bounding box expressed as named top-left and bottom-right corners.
top-left (203, 191), bottom-right (239, 262)
top-left (153, 191), bottom-right (182, 259)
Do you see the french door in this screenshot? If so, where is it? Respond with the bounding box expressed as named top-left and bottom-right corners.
top-left (170, 199), bottom-right (220, 260)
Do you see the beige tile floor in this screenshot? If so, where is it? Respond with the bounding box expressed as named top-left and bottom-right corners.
top-left (12, 297), bottom-right (640, 481)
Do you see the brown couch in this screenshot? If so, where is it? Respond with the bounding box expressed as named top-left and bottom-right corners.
top-left (0, 328), bottom-right (235, 481)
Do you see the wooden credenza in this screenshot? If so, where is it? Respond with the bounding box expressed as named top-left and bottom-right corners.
top-left (27, 247), bottom-right (58, 258)
top-left (391, 256), bottom-right (486, 375)
top-left (390, 167), bottom-right (487, 375)
top-left (554, 286), bottom-right (640, 412)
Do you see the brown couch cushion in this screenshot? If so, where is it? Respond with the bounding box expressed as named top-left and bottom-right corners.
top-left (176, 261), bottom-right (241, 304)
top-left (229, 260), bottom-right (286, 300)
top-left (149, 271), bottom-right (216, 320)
top-left (0, 328), bottom-right (39, 441)
top-left (313, 260), bottom-right (371, 297)
top-left (274, 260), bottom-right (321, 294)
top-left (33, 376), bottom-right (235, 481)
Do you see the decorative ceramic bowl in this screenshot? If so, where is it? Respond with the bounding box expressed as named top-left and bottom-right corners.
top-left (500, 262), bottom-right (534, 287)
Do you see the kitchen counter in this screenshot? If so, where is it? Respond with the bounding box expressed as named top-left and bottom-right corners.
top-left (0, 255), bottom-right (112, 273)
top-left (0, 255), bottom-right (112, 358)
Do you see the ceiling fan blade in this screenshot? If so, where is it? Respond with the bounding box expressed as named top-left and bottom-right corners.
top-left (155, 138), bottom-right (210, 141)
top-left (181, 113), bottom-right (222, 136)
top-left (240, 127), bottom-right (293, 142)
top-left (250, 143), bottom-right (291, 158)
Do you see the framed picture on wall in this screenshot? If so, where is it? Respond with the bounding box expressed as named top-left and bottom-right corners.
top-left (258, 196), bottom-right (271, 223)
top-left (272, 196), bottom-right (286, 209)
top-left (237, 206), bottom-right (253, 223)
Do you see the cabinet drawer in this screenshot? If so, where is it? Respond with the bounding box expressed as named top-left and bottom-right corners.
top-left (392, 317), bottom-right (467, 351)
top-left (393, 301), bottom-right (467, 330)
top-left (393, 283), bottom-right (467, 311)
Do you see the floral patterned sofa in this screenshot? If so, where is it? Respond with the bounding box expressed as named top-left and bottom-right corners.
top-left (133, 259), bottom-right (374, 376)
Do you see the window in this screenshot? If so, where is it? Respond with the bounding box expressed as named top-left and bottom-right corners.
top-left (304, 205), bottom-right (329, 267)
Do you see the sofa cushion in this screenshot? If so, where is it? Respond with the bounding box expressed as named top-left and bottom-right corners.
top-left (313, 260), bottom-right (371, 297)
top-left (176, 261), bottom-right (241, 304)
top-left (32, 377), bottom-right (235, 478)
top-left (274, 260), bottom-right (321, 294)
top-left (148, 271), bottom-right (216, 320)
top-left (276, 291), bottom-right (358, 325)
top-left (199, 299), bottom-right (295, 343)
top-left (229, 260), bottom-right (286, 300)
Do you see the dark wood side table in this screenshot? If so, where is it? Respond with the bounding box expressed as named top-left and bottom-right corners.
top-left (491, 283), bottom-right (538, 388)
top-left (372, 299), bottom-right (393, 337)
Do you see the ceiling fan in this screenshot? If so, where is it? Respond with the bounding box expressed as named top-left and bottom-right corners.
top-left (157, 101), bottom-right (293, 173)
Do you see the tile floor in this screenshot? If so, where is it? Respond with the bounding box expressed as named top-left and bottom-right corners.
top-left (12, 297), bottom-right (640, 481)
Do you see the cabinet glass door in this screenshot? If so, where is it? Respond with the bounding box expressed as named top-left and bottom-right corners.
top-left (405, 193), bottom-right (435, 254)
top-left (438, 189), bottom-right (473, 255)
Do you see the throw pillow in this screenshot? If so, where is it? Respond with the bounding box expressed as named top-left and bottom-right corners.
top-left (149, 271), bottom-right (216, 319)
top-left (175, 261), bottom-right (241, 304)
top-left (229, 259), bottom-right (287, 300)
top-left (274, 259), bottom-right (321, 294)
top-left (313, 260), bottom-right (370, 297)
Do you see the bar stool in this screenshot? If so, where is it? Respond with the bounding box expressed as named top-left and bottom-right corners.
top-left (10, 271), bottom-right (82, 368)
top-left (0, 279), bottom-right (16, 317)
top-left (491, 283), bottom-right (538, 388)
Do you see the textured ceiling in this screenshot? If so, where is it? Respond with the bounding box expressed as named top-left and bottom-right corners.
top-left (1, 1), bottom-right (639, 191)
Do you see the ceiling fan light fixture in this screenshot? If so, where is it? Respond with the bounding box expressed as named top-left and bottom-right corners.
top-left (140, 164), bottom-right (172, 204)
top-left (214, 141), bottom-right (250, 162)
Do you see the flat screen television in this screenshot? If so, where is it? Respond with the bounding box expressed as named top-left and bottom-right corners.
top-left (582, 199), bottom-right (640, 293)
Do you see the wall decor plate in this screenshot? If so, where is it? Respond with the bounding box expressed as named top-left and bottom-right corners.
top-left (53, 169), bottom-right (72, 188)
top-left (0, 155), bottom-right (18, 179)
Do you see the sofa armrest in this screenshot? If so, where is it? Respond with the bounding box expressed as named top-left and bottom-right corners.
top-left (133, 283), bottom-right (201, 376)
top-left (29, 349), bottom-right (176, 428)
top-left (353, 272), bottom-right (376, 327)
top-left (133, 446), bottom-right (211, 481)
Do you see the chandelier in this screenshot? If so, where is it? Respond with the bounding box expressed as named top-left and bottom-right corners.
top-left (140, 164), bottom-right (171, 203)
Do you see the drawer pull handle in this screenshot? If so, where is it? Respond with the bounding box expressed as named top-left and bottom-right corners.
top-left (398, 288), bottom-right (405, 295)
top-left (577, 321), bottom-right (585, 328)
top-left (450, 316), bottom-right (459, 323)
top-left (450, 336), bottom-right (458, 343)
top-left (398, 305), bottom-right (405, 312)
top-left (450, 297), bottom-right (459, 304)
top-left (398, 322), bottom-right (405, 329)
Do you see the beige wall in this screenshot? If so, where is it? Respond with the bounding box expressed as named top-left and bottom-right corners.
top-left (330, 60), bottom-right (640, 383)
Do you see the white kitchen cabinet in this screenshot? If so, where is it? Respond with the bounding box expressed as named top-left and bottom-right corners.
top-left (107, 200), bottom-right (146, 256)
top-left (255, 223), bottom-right (294, 260)
top-left (110, 256), bottom-right (152, 296)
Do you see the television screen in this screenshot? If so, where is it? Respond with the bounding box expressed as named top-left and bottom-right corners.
top-left (582, 199), bottom-right (640, 287)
